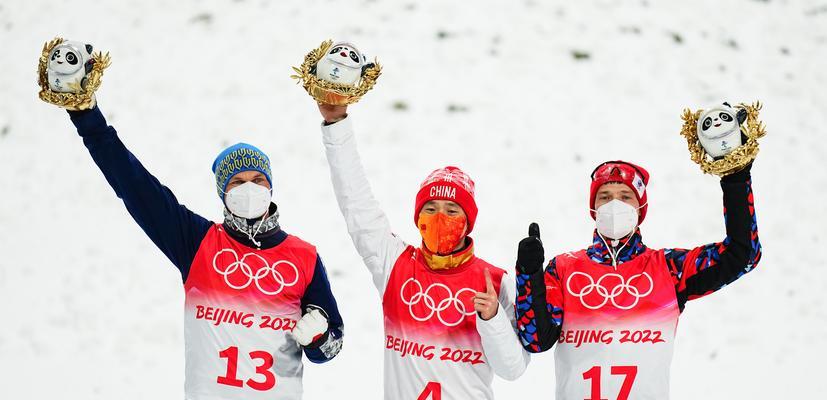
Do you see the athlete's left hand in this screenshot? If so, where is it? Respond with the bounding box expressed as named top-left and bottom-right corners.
top-left (292, 308), bottom-right (329, 347)
top-left (474, 268), bottom-right (499, 321)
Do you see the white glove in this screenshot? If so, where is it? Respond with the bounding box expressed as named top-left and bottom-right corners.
top-left (292, 308), bottom-right (329, 347)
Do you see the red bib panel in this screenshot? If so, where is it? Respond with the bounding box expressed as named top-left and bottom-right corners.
top-left (552, 249), bottom-right (680, 400)
top-left (183, 225), bottom-right (318, 400)
top-left (381, 246), bottom-right (505, 400)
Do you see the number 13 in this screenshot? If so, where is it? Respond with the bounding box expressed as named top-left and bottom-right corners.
top-left (217, 346), bottom-right (277, 391)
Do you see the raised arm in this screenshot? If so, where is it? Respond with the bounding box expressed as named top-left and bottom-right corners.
top-left (665, 164), bottom-right (762, 311)
top-left (68, 106), bottom-right (212, 281)
top-left (514, 224), bottom-right (564, 353)
top-left (318, 105), bottom-right (407, 294)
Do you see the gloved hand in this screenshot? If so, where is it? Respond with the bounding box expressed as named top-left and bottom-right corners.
top-left (292, 307), bottom-right (329, 347)
top-left (516, 222), bottom-right (545, 275)
top-left (721, 161), bottom-right (753, 183)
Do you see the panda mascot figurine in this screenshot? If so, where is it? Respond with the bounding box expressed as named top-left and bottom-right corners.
top-left (696, 102), bottom-right (748, 159)
top-left (314, 42), bottom-right (369, 86)
top-left (47, 41), bottom-right (95, 93)
top-left (291, 39), bottom-right (381, 105)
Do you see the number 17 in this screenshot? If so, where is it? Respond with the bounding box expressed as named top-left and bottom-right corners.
top-left (582, 365), bottom-right (637, 400)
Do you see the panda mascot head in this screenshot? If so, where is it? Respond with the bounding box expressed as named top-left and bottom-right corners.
top-left (314, 42), bottom-right (367, 86)
top-left (696, 102), bottom-right (748, 159)
top-left (47, 41), bottom-right (94, 93)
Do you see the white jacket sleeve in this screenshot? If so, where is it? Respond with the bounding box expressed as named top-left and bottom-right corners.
top-left (321, 117), bottom-right (408, 296)
top-left (475, 272), bottom-right (531, 381)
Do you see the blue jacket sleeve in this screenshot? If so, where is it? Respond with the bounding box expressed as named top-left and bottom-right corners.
top-left (300, 255), bottom-right (344, 363)
top-left (68, 106), bottom-right (212, 281)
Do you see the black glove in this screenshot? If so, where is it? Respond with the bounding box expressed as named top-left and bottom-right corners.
top-left (516, 222), bottom-right (545, 275)
top-left (721, 161), bottom-right (753, 183)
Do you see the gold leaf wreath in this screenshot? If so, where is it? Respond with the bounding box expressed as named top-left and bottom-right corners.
top-left (290, 39), bottom-right (382, 106)
top-left (37, 37), bottom-right (111, 110)
top-left (679, 101), bottom-right (766, 177)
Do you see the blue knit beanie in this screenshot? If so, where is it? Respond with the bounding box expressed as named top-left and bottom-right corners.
top-left (212, 143), bottom-right (273, 199)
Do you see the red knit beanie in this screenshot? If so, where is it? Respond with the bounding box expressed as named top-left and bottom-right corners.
top-left (589, 160), bottom-right (650, 224)
top-left (414, 166), bottom-right (478, 233)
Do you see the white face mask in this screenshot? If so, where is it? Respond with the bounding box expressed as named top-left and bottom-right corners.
top-left (592, 199), bottom-right (640, 240)
top-left (224, 181), bottom-right (272, 219)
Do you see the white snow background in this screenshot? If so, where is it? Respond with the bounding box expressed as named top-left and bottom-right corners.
top-left (1, 0), bottom-right (825, 398)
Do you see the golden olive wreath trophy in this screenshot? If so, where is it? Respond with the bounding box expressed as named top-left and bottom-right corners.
top-left (291, 40), bottom-right (381, 105)
top-left (37, 37), bottom-right (111, 110)
top-left (679, 101), bottom-right (767, 176)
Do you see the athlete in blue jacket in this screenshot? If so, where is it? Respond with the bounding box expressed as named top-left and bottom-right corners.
top-left (63, 104), bottom-right (343, 399)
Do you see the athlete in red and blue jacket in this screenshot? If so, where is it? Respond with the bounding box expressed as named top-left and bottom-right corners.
top-left (514, 158), bottom-right (761, 399)
top-left (63, 104), bottom-right (344, 400)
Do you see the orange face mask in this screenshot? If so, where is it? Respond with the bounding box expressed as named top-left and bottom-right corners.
top-left (418, 212), bottom-right (467, 255)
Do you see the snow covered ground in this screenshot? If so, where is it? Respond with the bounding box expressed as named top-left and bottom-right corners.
top-left (1, 0), bottom-right (825, 398)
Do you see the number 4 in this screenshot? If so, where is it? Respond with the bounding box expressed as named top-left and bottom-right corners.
top-left (582, 365), bottom-right (638, 400)
top-left (417, 382), bottom-right (441, 400)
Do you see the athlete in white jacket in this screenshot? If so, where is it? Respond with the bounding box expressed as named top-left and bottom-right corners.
top-left (316, 104), bottom-right (529, 399)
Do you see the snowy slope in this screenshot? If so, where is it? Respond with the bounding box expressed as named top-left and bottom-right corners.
top-left (0, 0), bottom-right (825, 398)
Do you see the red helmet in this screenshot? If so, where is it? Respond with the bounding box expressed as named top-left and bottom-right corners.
top-left (589, 160), bottom-right (650, 224)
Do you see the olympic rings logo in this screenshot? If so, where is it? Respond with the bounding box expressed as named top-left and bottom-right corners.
top-left (399, 278), bottom-right (476, 327)
top-left (566, 271), bottom-right (654, 310)
top-left (212, 249), bottom-right (299, 296)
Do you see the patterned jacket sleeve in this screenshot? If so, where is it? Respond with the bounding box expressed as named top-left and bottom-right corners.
top-left (68, 106), bottom-right (212, 282)
top-left (664, 164), bottom-right (762, 311)
top-left (515, 257), bottom-right (564, 353)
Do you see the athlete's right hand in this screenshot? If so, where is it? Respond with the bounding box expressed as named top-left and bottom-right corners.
top-left (318, 103), bottom-right (348, 125)
top-left (516, 222), bottom-right (544, 275)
